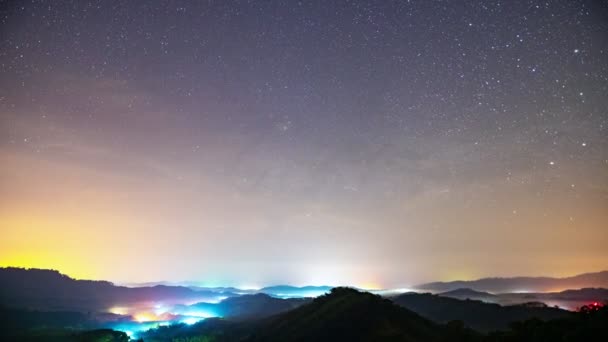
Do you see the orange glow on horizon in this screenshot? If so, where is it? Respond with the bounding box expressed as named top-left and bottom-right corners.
top-left (133, 311), bottom-right (177, 322)
top-left (0, 213), bottom-right (134, 282)
top-left (133, 312), bottom-right (158, 323)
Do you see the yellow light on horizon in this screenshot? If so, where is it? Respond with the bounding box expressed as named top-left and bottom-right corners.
top-left (108, 306), bottom-right (129, 315)
top-left (133, 312), bottom-right (158, 322)
top-left (358, 281), bottom-right (382, 291)
top-left (0, 216), bottom-right (100, 280)
top-left (0, 252), bottom-right (98, 281)
top-left (238, 284), bottom-right (261, 291)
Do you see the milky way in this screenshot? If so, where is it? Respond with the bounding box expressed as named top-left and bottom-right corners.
top-left (1, 1), bottom-right (607, 287)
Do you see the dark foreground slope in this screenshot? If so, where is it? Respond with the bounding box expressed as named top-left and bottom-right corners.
top-left (1, 328), bottom-right (129, 342)
top-left (0, 306), bottom-right (138, 341)
top-left (0, 306), bottom-right (97, 337)
top-left (393, 292), bottom-right (570, 332)
top-left (485, 303), bottom-right (608, 342)
top-left (244, 287), bottom-right (479, 342)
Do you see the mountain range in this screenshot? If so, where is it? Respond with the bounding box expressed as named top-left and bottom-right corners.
top-left (141, 288), bottom-right (481, 342)
top-left (140, 288), bottom-right (608, 342)
top-left (0, 267), bottom-right (235, 312)
top-left (2, 268), bottom-right (608, 341)
top-left (392, 292), bottom-right (570, 332)
top-left (2, 267), bottom-right (608, 313)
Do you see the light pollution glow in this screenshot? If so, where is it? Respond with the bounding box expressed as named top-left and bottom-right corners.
top-left (105, 301), bottom-right (221, 337)
top-left (101, 288), bottom-right (604, 337)
top-left (1, 0), bottom-right (607, 288)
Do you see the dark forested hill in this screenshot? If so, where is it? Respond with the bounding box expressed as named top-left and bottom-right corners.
top-left (484, 303), bottom-right (608, 342)
top-left (141, 287), bottom-right (481, 341)
top-left (0, 267), bottom-right (231, 311)
top-left (392, 292), bottom-right (571, 332)
top-left (181, 293), bottom-right (310, 319)
top-left (244, 287), bottom-right (479, 342)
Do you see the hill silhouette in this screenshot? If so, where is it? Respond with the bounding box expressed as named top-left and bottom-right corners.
top-left (392, 292), bottom-right (570, 332)
top-left (259, 285), bottom-right (332, 298)
top-left (485, 302), bottom-right (608, 342)
top-left (182, 293), bottom-right (310, 319)
top-left (142, 295), bottom-right (608, 342)
top-left (17, 329), bottom-right (129, 342)
top-left (4, 267), bottom-right (607, 341)
top-left (439, 288), bottom-right (497, 301)
top-left (549, 287), bottom-right (608, 301)
top-left (0, 307), bottom-right (130, 342)
top-left (10, 297), bottom-right (608, 342)
top-left (141, 287), bottom-right (480, 341)
top-left (416, 271), bottom-right (608, 293)
top-left (0, 306), bottom-right (96, 337)
top-left (0, 267), bottom-right (232, 311)
top-left (433, 287), bottom-right (608, 310)
top-left (243, 287), bottom-right (479, 342)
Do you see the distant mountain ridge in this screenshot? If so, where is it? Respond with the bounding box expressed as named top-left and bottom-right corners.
top-left (0, 267), bottom-right (235, 311)
top-left (439, 288), bottom-right (497, 301)
top-left (259, 285), bottom-right (332, 298)
top-left (3, 268), bottom-right (608, 340)
top-left (416, 270), bottom-right (608, 293)
top-left (0, 268), bottom-right (330, 315)
top-left (179, 293), bottom-right (310, 319)
top-left (3, 267), bottom-right (606, 314)
top-left (124, 283), bottom-right (333, 297)
top-left (392, 292), bottom-right (570, 332)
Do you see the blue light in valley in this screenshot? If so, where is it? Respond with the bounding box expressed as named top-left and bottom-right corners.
top-left (271, 290), bottom-right (329, 298)
top-left (110, 315), bottom-right (209, 338)
top-left (180, 317), bottom-right (204, 325)
top-left (108, 305), bottom-right (220, 338)
top-left (183, 310), bottom-right (219, 318)
top-left (110, 321), bottom-right (172, 339)
top-left (105, 288), bottom-right (333, 337)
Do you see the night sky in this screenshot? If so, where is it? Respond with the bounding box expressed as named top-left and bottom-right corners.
top-left (1, 0), bottom-right (607, 288)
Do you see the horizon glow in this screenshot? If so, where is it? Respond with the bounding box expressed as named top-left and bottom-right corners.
top-left (1, 1), bottom-right (607, 288)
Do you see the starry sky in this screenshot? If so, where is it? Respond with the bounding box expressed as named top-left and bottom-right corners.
top-left (1, 0), bottom-right (607, 288)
